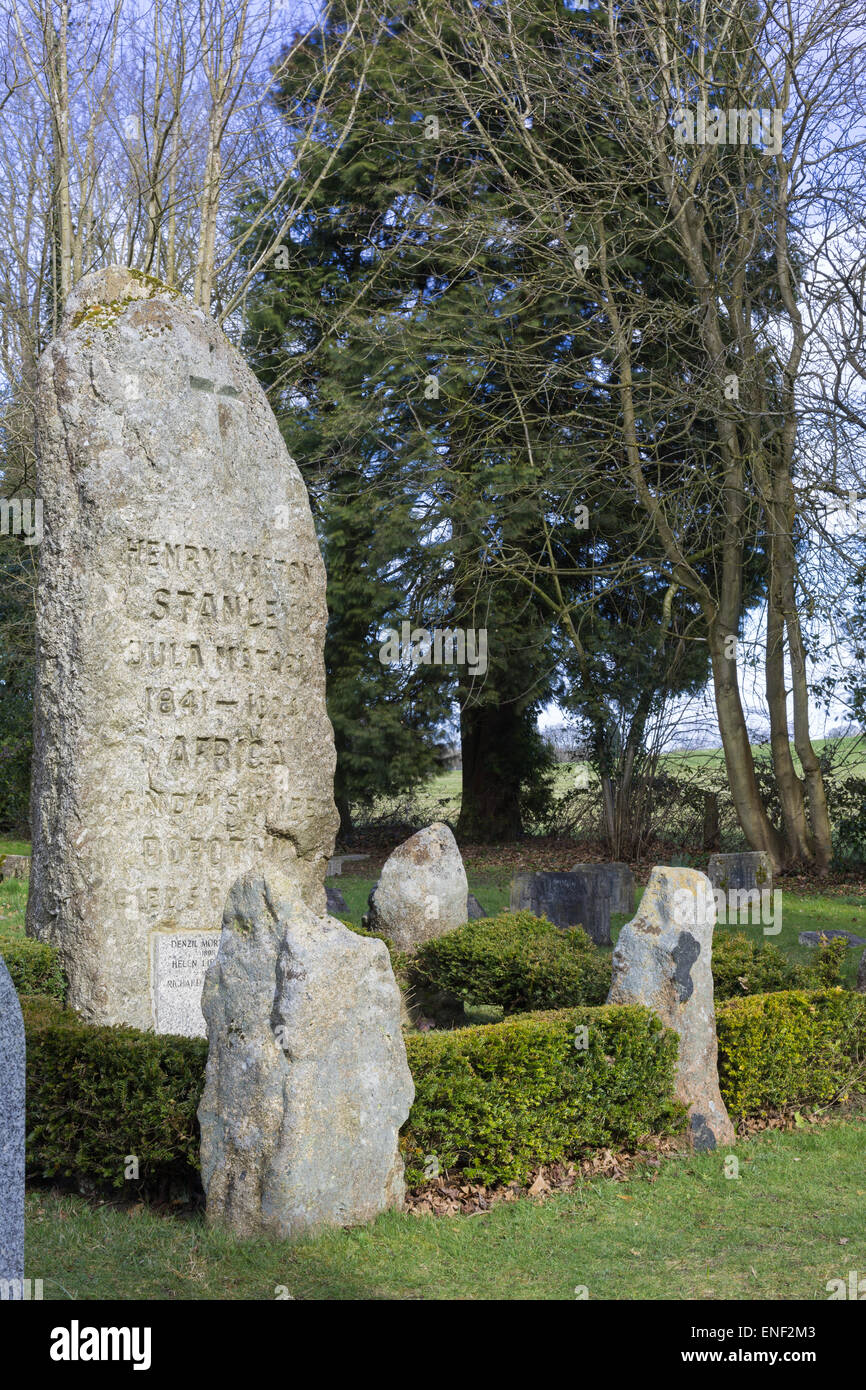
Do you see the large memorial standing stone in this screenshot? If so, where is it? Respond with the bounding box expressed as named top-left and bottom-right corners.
top-left (199, 869), bottom-right (413, 1239)
top-left (608, 866), bottom-right (734, 1150)
top-left (510, 871), bottom-right (612, 946)
top-left (28, 268), bottom-right (338, 1035)
top-left (0, 958), bottom-right (25, 1299)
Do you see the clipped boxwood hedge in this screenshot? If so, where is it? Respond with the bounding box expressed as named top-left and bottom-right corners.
top-left (716, 987), bottom-right (866, 1118)
top-left (401, 1005), bottom-right (683, 1185)
top-left (0, 934), bottom-right (67, 1001)
top-left (411, 911), bottom-right (611, 1015)
top-left (19, 982), bottom-right (866, 1197)
top-left (22, 994), bottom-right (681, 1192)
top-left (23, 995), bottom-right (205, 1191)
top-left (711, 932), bottom-right (806, 1000)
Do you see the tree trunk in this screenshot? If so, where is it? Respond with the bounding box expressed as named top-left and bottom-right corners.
top-left (456, 698), bottom-right (525, 842)
top-left (707, 614), bottom-right (786, 870)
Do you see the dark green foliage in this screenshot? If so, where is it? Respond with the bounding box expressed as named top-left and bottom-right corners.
top-left (402, 1006), bottom-right (684, 1185)
top-left (0, 935), bottom-right (66, 1001)
top-left (717, 989), bottom-right (866, 1118)
top-left (0, 531), bottom-right (35, 833)
top-left (23, 996), bottom-right (206, 1192)
top-left (711, 931), bottom-right (806, 1000)
top-left (411, 911), bottom-right (611, 1014)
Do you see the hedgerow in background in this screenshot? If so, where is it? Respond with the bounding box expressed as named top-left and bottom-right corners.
top-left (0, 934), bottom-right (66, 1001)
top-left (410, 911), bottom-right (611, 1015)
top-left (24, 996), bottom-right (205, 1193)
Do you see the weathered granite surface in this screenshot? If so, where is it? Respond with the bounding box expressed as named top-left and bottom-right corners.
top-left (0, 957), bottom-right (24, 1298)
top-left (199, 870), bottom-right (413, 1239)
top-left (364, 823), bottom-right (468, 952)
top-left (27, 267), bottom-right (338, 1034)
top-left (607, 866), bottom-right (735, 1151)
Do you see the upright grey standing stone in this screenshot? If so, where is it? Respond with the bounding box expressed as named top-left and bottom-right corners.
top-left (28, 268), bottom-right (338, 1036)
top-left (510, 871), bottom-right (612, 946)
top-left (857, 950), bottom-right (866, 994)
top-left (569, 861), bottom-right (635, 916)
top-left (707, 851), bottom-right (773, 894)
top-left (0, 958), bottom-right (25, 1299)
top-left (607, 866), bottom-right (735, 1151)
top-left (199, 870), bottom-right (413, 1239)
top-left (364, 823), bottom-right (469, 952)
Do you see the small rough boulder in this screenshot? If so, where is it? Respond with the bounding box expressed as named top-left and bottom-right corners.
top-left (364, 823), bottom-right (468, 953)
top-left (199, 869), bottom-right (414, 1240)
top-left (607, 866), bottom-right (735, 1151)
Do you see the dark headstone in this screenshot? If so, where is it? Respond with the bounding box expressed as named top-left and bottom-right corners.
top-left (510, 872), bottom-right (612, 946)
top-left (707, 851), bottom-right (773, 894)
top-left (798, 929), bottom-right (866, 948)
top-left (466, 894), bottom-right (487, 919)
top-left (0, 957), bottom-right (25, 1299)
top-left (858, 950), bottom-right (866, 994)
top-left (0, 855), bottom-right (29, 882)
top-left (326, 884), bottom-right (349, 917)
top-left (568, 862), bottom-right (635, 916)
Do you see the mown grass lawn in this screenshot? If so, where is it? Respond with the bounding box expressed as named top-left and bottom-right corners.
top-left (25, 1118), bottom-right (866, 1301)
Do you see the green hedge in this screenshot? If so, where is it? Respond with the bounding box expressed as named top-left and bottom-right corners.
top-left (22, 995), bottom-right (681, 1192)
top-left (1, 934), bottom-right (66, 1001)
top-left (23, 996), bottom-right (205, 1190)
top-left (711, 932), bottom-right (806, 1000)
top-left (401, 1005), bottom-right (683, 1185)
top-left (716, 988), bottom-right (866, 1118)
top-left (20, 985), bottom-right (866, 1197)
top-left (411, 911), bottom-right (611, 1015)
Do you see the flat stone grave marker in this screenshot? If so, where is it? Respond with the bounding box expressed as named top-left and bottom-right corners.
top-left (707, 851), bottom-right (773, 894)
top-left (0, 856), bottom-right (30, 882)
top-left (798, 929), bottom-right (866, 948)
top-left (569, 861), bottom-right (635, 916)
top-left (510, 871), bottom-right (612, 946)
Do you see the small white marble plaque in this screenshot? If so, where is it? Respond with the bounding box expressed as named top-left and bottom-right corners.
top-left (151, 929), bottom-right (220, 1036)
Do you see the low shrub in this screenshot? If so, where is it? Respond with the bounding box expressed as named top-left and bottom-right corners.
top-left (809, 935), bottom-right (850, 989)
top-left (717, 988), bottom-right (866, 1118)
top-left (20, 978), bottom-right (866, 1196)
top-left (411, 911), bottom-right (611, 1015)
top-left (401, 1005), bottom-right (684, 1185)
top-left (23, 995), bottom-right (205, 1192)
top-left (0, 934), bottom-right (67, 1001)
top-left (711, 932), bottom-right (806, 1000)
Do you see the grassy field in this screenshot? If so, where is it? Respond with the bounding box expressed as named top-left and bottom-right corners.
top-left (0, 837), bottom-right (30, 856)
top-left (24, 1118), bottom-right (866, 1300)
